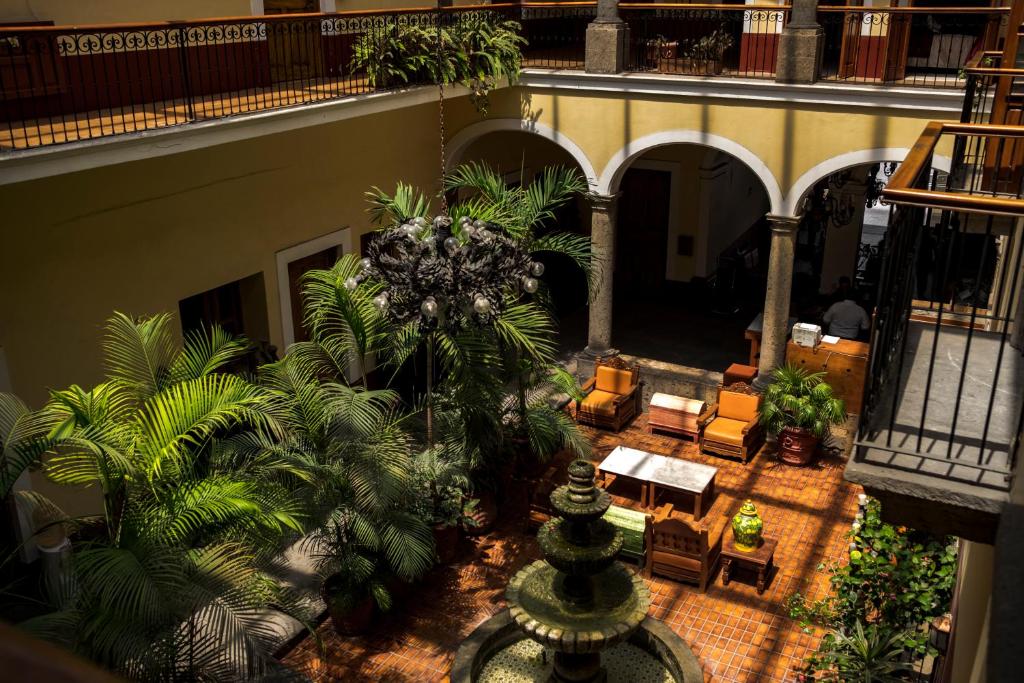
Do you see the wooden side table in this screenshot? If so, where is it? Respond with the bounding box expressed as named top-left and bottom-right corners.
top-left (721, 536), bottom-right (777, 594)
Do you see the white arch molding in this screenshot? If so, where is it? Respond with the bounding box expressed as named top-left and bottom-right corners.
top-left (597, 130), bottom-right (785, 213)
top-left (444, 118), bottom-right (599, 187)
top-left (782, 148), bottom-right (954, 216)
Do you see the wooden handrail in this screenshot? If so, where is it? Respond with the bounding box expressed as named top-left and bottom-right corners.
top-left (817, 5), bottom-right (1008, 13)
top-left (619, 3), bottom-right (789, 8)
top-left (0, 3), bottom-right (524, 33)
top-left (883, 121), bottom-right (1024, 217)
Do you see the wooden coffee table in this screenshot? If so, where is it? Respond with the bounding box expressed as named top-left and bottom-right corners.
top-left (597, 446), bottom-right (718, 519)
top-left (721, 536), bottom-right (777, 594)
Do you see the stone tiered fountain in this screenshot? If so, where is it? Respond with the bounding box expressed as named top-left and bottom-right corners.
top-left (452, 460), bottom-right (701, 683)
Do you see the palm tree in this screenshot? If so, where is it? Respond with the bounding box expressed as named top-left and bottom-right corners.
top-left (253, 356), bottom-right (435, 607)
top-left (20, 312), bottom-right (307, 681)
top-left (340, 163), bottom-right (594, 471)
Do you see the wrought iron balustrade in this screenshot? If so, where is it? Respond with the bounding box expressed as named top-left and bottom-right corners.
top-left (621, 4), bottom-right (789, 79)
top-left (818, 6), bottom-right (1007, 88)
top-left (960, 51), bottom-right (1024, 126)
top-left (857, 122), bottom-right (1024, 491)
top-left (0, 4), bottom-right (522, 150)
top-left (520, 2), bottom-right (594, 70)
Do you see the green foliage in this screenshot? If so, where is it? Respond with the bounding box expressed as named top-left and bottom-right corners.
top-left (349, 13), bottom-right (525, 113)
top-left (683, 28), bottom-right (733, 62)
top-left (813, 621), bottom-right (916, 683)
top-left (409, 448), bottom-right (473, 528)
top-left (788, 498), bottom-right (957, 680)
top-left (758, 364), bottom-right (847, 439)
top-left (20, 313), bottom-right (306, 680)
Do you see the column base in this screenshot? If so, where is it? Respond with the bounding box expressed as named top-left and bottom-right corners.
top-left (775, 26), bottom-right (823, 84)
top-left (585, 21), bottom-right (630, 74)
top-left (581, 346), bottom-right (619, 359)
top-left (752, 374), bottom-right (772, 392)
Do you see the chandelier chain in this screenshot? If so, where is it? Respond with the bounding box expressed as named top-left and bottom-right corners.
top-left (436, 7), bottom-right (448, 213)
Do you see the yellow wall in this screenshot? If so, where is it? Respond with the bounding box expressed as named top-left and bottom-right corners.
top-left (950, 541), bottom-right (993, 683)
top-left (0, 83), bottom-right (953, 512)
top-left (0, 0), bottom-right (253, 25)
top-left (476, 88), bottom-right (955, 210)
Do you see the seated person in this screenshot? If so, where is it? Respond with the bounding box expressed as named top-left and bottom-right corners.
top-left (823, 282), bottom-right (869, 340)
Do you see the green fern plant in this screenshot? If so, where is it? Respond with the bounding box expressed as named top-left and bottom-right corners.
top-left (17, 312), bottom-right (307, 681)
top-left (758, 364), bottom-right (847, 439)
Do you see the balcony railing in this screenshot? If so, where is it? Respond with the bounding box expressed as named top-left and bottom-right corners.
top-left (960, 51), bottom-right (1024, 126)
top-left (622, 4), bottom-right (789, 79)
top-left (856, 122), bottom-right (1024, 494)
top-left (0, 4), bottom-right (522, 150)
top-left (818, 6), bottom-right (1006, 88)
top-left (0, 4), bottom-right (1011, 151)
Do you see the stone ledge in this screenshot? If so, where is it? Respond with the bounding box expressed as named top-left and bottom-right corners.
top-left (844, 454), bottom-right (1007, 543)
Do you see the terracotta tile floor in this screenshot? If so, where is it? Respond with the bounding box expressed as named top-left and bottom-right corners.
top-left (283, 414), bottom-right (862, 682)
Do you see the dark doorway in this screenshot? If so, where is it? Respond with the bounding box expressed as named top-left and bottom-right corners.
top-left (178, 273), bottom-right (270, 344)
top-left (615, 167), bottom-right (671, 296)
top-left (286, 246), bottom-right (341, 343)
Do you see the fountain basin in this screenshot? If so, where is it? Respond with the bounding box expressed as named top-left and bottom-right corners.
top-left (536, 518), bottom-right (622, 576)
top-left (506, 560), bottom-right (648, 653)
top-left (451, 610), bottom-right (702, 683)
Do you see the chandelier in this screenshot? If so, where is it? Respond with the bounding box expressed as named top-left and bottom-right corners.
top-left (345, 214), bottom-right (544, 332)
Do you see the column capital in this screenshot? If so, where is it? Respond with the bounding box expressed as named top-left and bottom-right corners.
top-left (587, 192), bottom-right (619, 211)
top-left (766, 214), bottom-right (800, 235)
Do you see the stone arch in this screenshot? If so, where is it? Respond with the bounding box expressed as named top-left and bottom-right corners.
top-left (445, 118), bottom-right (598, 187)
top-left (782, 148), bottom-right (954, 216)
top-left (596, 130), bottom-right (784, 213)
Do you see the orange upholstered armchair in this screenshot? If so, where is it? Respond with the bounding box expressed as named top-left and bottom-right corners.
top-left (644, 503), bottom-right (726, 591)
top-left (697, 382), bottom-right (764, 463)
top-left (575, 356), bottom-right (641, 432)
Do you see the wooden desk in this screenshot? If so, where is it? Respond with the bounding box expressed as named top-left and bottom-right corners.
top-left (721, 536), bottom-right (777, 594)
top-left (785, 338), bottom-right (870, 414)
top-left (598, 446), bottom-right (718, 518)
top-left (745, 313), bottom-right (798, 367)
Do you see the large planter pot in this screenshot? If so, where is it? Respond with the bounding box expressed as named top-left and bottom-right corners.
top-left (463, 492), bottom-right (498, 536)
top-left (432, 522), bottom-right (460, 564)
top-left (644, 41), bottom-right (678, 70)
top-left (322, 575), bottom-right (374, 636)
top-left (778, 426), bottom-right (820, 466)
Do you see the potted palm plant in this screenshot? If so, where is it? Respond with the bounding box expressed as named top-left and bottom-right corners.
top-left (758, 365), bottom-right (846, 466)
top-left (411, 449), bottom-right (475, 563)
top-left (682, 29), bottom-right (733, 75)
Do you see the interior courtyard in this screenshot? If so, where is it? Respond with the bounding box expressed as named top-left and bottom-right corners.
top-left (0, 0), bottom-right (1022, 682)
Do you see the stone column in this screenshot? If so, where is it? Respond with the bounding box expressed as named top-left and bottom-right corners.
top-left (585, 0), bottom-right (630, 74)
top-left (754, 216), bottom-right (799, 389)
top-left (584, 193), bottom-right (618, 359)
top-left (775, 0), bottom-right (823, 84)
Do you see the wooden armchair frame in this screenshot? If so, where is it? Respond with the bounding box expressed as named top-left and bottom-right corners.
top-left (697, 382), bottom-right (764, 464)
top-left (575, 356), bottom-right (642, 432)
top-left (643, 503), bottom-right (725, 591)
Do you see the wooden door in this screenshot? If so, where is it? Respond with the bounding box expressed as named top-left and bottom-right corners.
top-left (837, 2), bottom-right (861, 78)
top-left (616, 168), bottom-right (671, 294)
top-left (265, 0), bottom-right (324, 83)
top-left (287, 246), bottom-right (340, 343)
top-left (882, 5), bottom-right (912, 82)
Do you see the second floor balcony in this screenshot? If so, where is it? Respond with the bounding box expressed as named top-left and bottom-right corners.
top-left (847, 121), bottom-right (1024, 544)
top-left (0, 2), bottom-right (1009, 151)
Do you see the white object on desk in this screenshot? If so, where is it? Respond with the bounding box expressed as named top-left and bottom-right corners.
top-left (792, 323), bottom-right (822, 348)
top-left (822, 334), bottom-right (841, 344)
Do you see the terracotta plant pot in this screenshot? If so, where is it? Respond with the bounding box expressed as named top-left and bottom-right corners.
top-left (432, 522), bottom-right (460, 564)
top-left (777, 426), bottom-right (819, 466)
top-left (322, 575), bottom-right (375, 636)
top-left (463, 492), bottom-right (498, 536)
